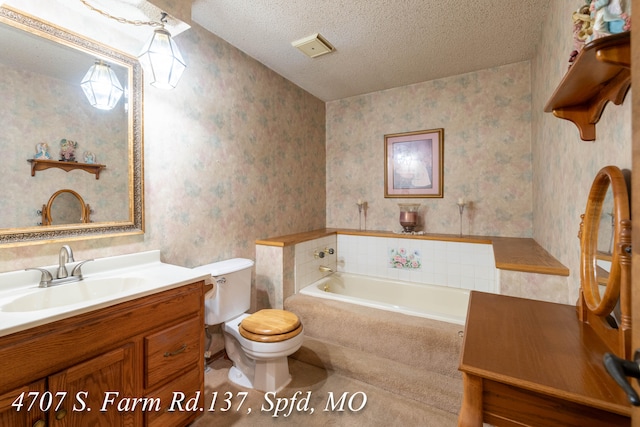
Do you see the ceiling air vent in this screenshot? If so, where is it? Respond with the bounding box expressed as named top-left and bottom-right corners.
top-left (291, 33), bottom-right (334, 58)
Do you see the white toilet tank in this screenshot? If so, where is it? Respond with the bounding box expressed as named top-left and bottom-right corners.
top-left (193, 258), bottom-right (254, 325)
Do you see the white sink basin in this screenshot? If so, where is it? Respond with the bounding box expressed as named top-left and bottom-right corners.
top-left (0, 250), bottom-right (211, 338)
top-left (0, 277), bottom-right (147, 312)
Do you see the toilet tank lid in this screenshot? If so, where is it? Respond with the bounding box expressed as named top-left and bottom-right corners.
top-left (193, 258), bottom-right (254, 276)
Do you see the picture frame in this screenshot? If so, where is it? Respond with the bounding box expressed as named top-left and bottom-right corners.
top-left (384, 128), bottom-right (444, 198)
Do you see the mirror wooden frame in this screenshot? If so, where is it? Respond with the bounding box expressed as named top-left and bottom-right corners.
top-left (0, 6), bottom-right (144, 246)
top-left (578, 165), bottom-right (632, 358)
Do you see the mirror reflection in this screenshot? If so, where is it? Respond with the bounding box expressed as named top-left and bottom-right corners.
top-left (0, 7), bottom-right (143, 245)
top-left (595, 186), bottom-right (614, 296)
top-left (41, 189), bottom-right (91, 226)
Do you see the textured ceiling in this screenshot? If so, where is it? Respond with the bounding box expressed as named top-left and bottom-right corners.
top-left (191, 0), bottom-right (551, 101)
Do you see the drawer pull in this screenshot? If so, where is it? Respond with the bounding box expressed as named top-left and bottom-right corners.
top-left (164, 343), bottom-right (187, 357)
top-left (33, 419), bottom-right (45, 427)
top-left (55, 408), bottom-right (67, 420)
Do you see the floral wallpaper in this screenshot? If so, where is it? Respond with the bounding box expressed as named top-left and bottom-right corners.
top-left (0, 18), bottom-right (326, 272)
top-left (0, 2), bottom-right (632, 308)
top-left (325, 0), bottom-right (631, 304)
top-left (532, 0), bottom-right (631, 303)
top-left (326, 61), bottom-right (534, 238)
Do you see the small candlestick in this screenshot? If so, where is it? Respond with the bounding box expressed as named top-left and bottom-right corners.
top-left (457, 199), bottom-right (466, 236)
top-left (357, 200), bottom-right (366, 231)
top-left (363, 202), bottom-right (368, 231)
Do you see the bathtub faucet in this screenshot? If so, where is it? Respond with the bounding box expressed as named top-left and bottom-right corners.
top-left (319, 265), bottom-right (334, 273)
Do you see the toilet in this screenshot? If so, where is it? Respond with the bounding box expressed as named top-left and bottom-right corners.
top-left (194, 258), bottom-right (304, 392)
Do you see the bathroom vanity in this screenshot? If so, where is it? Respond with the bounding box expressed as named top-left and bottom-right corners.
top-left (0, 251), bottom-right (209, 427)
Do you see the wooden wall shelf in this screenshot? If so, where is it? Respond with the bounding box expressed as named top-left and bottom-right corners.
top-left (28, 159), bottom-right (106, 179)
top-left (544, 32), bottom-right (630, 141)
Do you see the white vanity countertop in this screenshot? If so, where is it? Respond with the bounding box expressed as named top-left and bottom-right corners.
top-left (0, 250), bottom-right (210, 338)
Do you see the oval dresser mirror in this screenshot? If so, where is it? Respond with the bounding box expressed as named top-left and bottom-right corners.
top-left (579, 165), bottom-right (632, 358)
top-left (41, 189), bottom-right (91, 226)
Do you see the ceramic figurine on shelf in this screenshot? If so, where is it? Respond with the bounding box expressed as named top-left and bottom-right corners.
top-left (59, 138), bottom-right (78, 162)
top-left (589, 0), bottom-right (631, 41)
top-left (572, 4), bottom-right (593, 55)
top-left (33, 142), bottom-right (51, 159)
top-left (83, 151), bottom-right (96, 164)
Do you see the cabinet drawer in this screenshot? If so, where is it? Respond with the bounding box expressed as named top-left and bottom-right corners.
top-left (145, 368), bottom-right (202, 427)
top-left (145, 317), bottom-right (201, 389)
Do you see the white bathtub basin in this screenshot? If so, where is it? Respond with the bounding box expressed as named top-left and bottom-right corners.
top-left (0, 277), bottom-right (148, 312)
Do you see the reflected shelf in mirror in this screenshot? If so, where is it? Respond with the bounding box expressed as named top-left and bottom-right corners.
top-left (28, 159), bottom-right (106, 179)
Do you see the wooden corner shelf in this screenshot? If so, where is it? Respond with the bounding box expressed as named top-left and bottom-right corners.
top-left (544, 32), bottom-right (630, 141)
top-left (27, 159), bottom-right (106, 179)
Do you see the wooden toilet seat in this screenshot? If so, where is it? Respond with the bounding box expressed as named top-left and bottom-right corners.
top-left (239, 309), bottom-right (303, 342)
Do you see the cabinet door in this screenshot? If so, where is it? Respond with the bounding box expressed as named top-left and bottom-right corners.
top-left (0, 380), bottom-right (46, 427)
top-left (48, 344), bottom-right (137, 427)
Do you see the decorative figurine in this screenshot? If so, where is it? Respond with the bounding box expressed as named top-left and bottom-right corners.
top-left (34, 142), bottom-right (51, 159)
top-left (571, 3), bottom-right (593, 57)
top-left (59, 138), bottom-right (78, 162)
top-left (588, 0), bottom-right (631, 41)
top-left (83, 151), bottom-right (96, 164)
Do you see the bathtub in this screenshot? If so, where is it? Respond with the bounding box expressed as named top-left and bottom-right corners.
top-left (299, 272), bottom-right (470, 325)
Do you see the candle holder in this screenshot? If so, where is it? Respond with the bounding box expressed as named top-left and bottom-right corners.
top-left (457, 201), bottom-right (466, 236)
top-left (399, 203), bottom-right (421, 232)
top-left (357, 200), bottom-right (366, 231)
top-left (363, 202), bottom-right (368, 231)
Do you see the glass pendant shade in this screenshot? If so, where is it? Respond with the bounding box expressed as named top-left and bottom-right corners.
top-left (138, 27), bottom-right (186, 90)
top-left (80, 61), bottom-right (124, 110)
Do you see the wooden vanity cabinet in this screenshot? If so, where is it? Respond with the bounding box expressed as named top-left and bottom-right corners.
top-left (0, 280), bottom-right (206, 427)
top-left (0, 381), bottom-right (46, 427)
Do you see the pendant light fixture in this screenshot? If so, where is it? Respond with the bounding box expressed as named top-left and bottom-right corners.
top-left (80, 2), bottom-right (187, 90)
top-left (138, 14), bottom-right (186, 90)
top-left (80, 60), bottom-right (124, 110)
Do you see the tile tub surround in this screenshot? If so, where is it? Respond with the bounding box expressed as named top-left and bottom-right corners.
top-left (336, 234), bottom-right (498, 294)
top-left (256, 229), bottom-right (570, 307)
top-left (294, 234), bottom-right (338, 292)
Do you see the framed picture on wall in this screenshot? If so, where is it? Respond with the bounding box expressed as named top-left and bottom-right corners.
top-left (384, 128), bottom-right (444, 198)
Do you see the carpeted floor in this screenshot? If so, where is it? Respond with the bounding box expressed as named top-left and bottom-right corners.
top-left (189, 356), bottom-right (458, 426)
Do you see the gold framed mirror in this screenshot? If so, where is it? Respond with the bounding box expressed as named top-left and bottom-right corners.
top-left (578, 165), bottom-right (632, 358)
top-left (0, 6), bottom-right (143, 246)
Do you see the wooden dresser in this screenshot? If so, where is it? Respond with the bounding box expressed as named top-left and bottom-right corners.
top-left (458, 291), bottom-right (631, 427)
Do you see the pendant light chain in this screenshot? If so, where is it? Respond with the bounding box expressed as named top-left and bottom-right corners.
top-left (79, 0), bottom-right (166, 28)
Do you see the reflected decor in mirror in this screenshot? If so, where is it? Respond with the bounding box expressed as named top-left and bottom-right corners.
top-left (578, 165), bottom-right (632, 358)
top-left (0, 6), bottom-right (143, 246)
top-left (41, 189), bottom-right (91, 226)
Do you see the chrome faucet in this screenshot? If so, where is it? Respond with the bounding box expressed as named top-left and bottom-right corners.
top-left (57, 245), bottom-right (75, 279)
top-left (319, 265), bottom-right (334, 273)
top-left (26, 245), bottom-right (93, 288)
